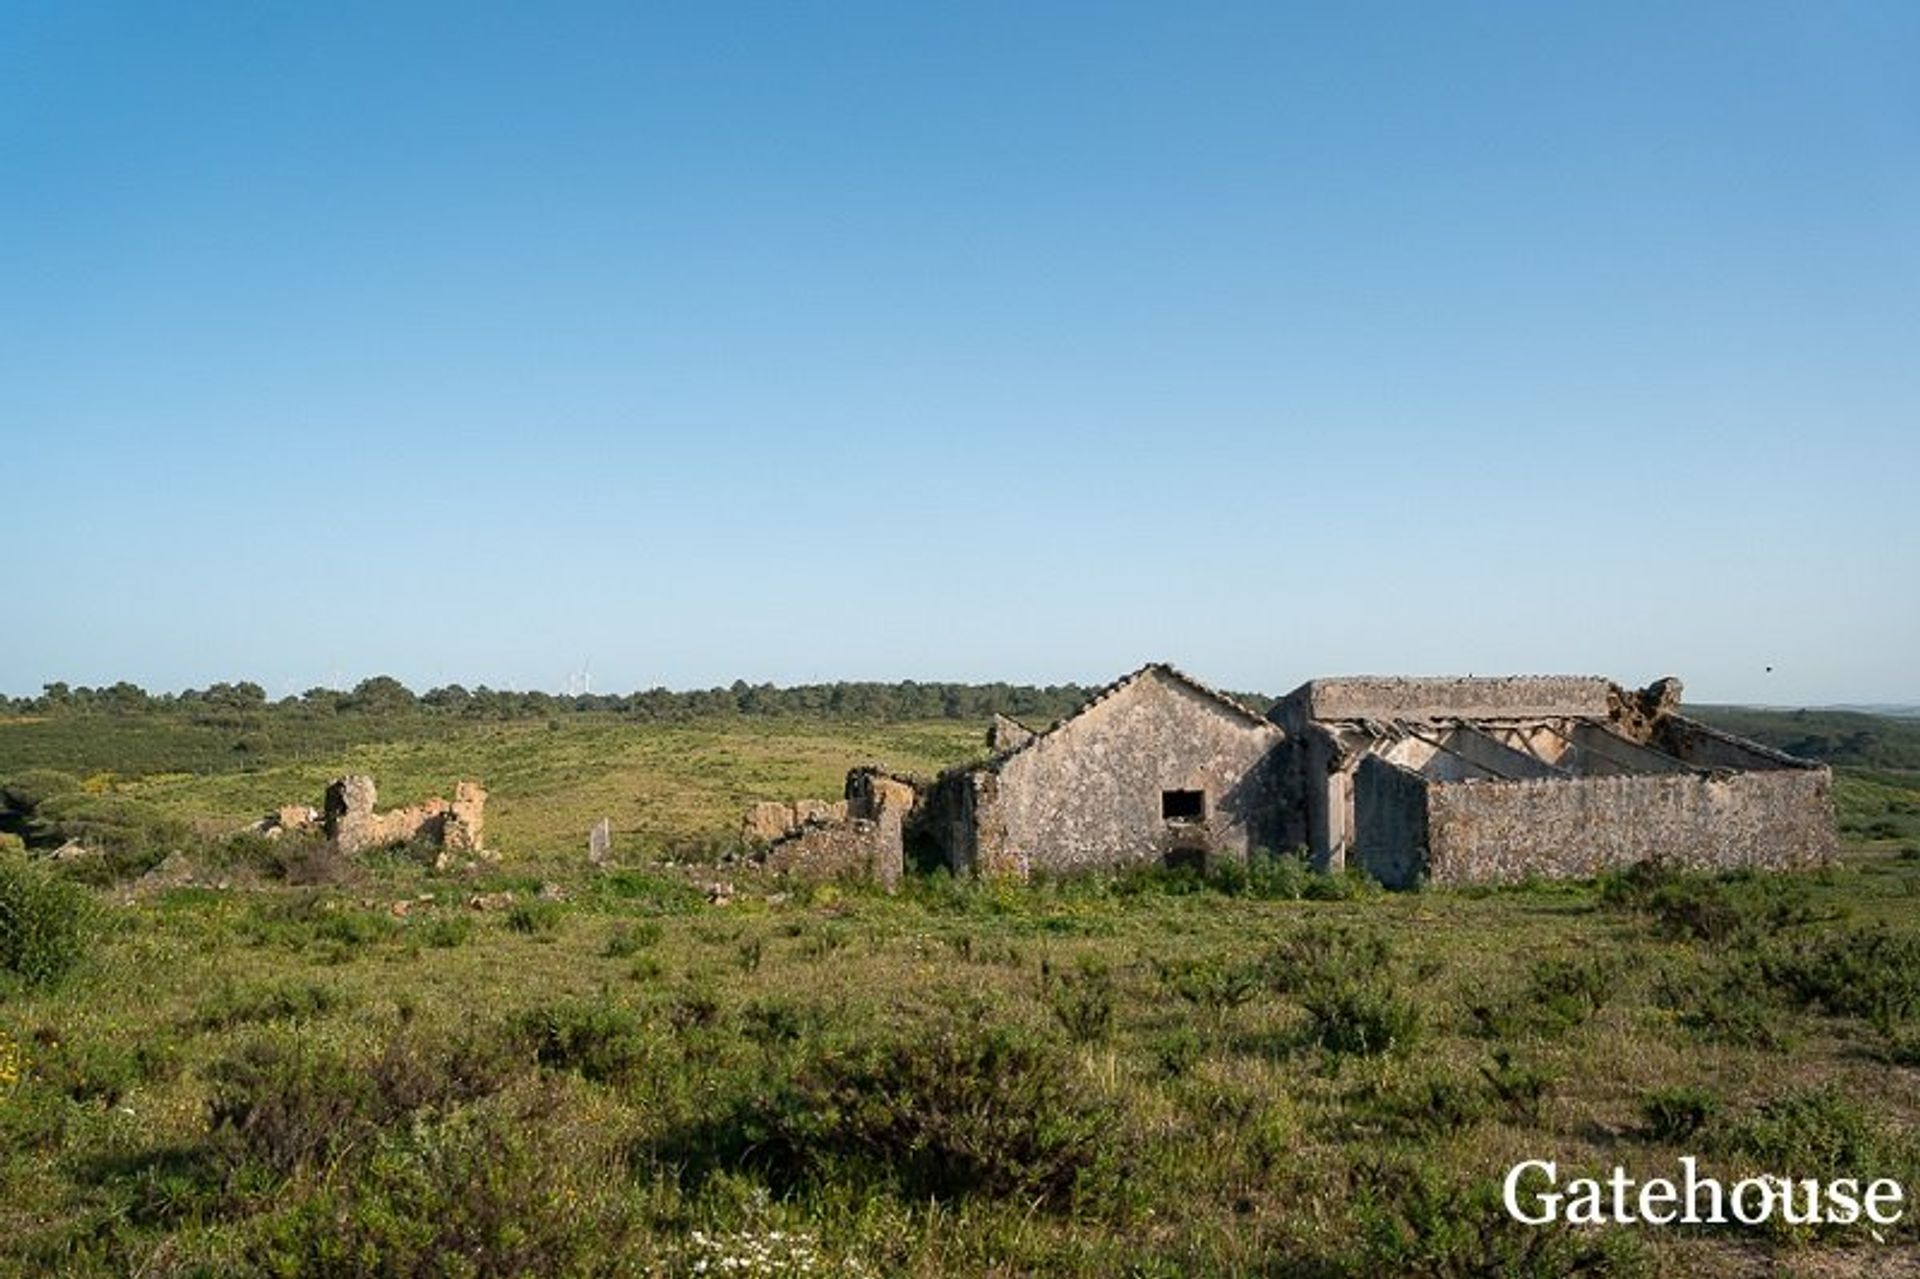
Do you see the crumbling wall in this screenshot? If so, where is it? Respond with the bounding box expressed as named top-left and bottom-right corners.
top-left (990, 668), bottom-right (1287, 876)
top-left (1351, 755), bottom-right (1430, 889)
top-left (1283, 676), bottom-right (1614, 724)
top-left (756, 767), bottom-right (914, 890)
top-left (739, 798), bottom-right (850, 844)
top-left (1420, 767), bottom-right (1837, 885)
top-left (739, 768), bottom-right (917, 889)
top-left (323, 775), bottom-right (490, 864)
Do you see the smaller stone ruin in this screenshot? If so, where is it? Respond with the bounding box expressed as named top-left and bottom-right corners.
top-left (311, 775), bottom-right (491, 869)
top-left (740, 798), bottom-right (850, 843)
top-left (736, 766), bottom-right (919, 890)
top-left (251, 805), bottom-right (321, 838)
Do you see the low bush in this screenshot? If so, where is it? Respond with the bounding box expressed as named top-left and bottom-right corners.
top-left (29, 793), bottom-right (189, 883)
top-left (603, 920), bottom-right (662, 956)
top-left (208, 1027), bottom-right (516, 1176)
top-left (0, 768), bottom-right (84, 818)
top-left (1639, 1084), bottom-right (1721, 1144)
top-left (512, 999), bottom-right (652, 1085)
top-left (1471, 955), bottom-right (1617, 1040)
top-left (1718, 1086), bottom-right (1903, 1181)
top-left (420, 914), bottom-right (473, 948)
top-left (1261, 923), bottom-right (1392, 995)
top-left (30, 1030), bottom-right (181, 1106)
top-left (1346, 1156), bottom-right (1645, 1277)
top-left (194, 979), bottom-right (344, 1030)
top-left (665, 1013), bottom-right (1121, 1208)
top-left (1304, 982), bottom-right (1420, 1057)
top-left (0, 857), bottom-right (93, 987)
top-left (220, 1082), bottom-right (649, 1278)
top-left (1156, 953), bottom-right (1264, 1012)
top-left (1600, 863), bottom-right (1819, 946)
top-left (1760, 926), bottom-right (1920, 1023)
top-left (1043, 956), bottom-right (1116, 1043)
top-left (1344, 1072), bottom-right (1490, 1141)
top-left (506, 901), bottom-right (564, 936)
top-left (1480, 1050), bottom-right (1555, 1123)
top-left (208, 1037), bottom-right (379, 1174)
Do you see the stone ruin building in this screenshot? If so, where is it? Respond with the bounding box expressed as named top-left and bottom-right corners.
top-left (736, 767), bottom-right (917, 891)
top-left (256, 775), bottom-right (490, 870)
top-left (922, 665), bottom-right (1290, 879)
top-left (1272, 675), bottom-right (1836, 887)
top-left (744, 663), bottom-right (1836, 890)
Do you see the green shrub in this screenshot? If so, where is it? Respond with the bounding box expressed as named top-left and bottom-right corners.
top-left (208, 1028), bottom-right (514, 1176)
top-left (29, 793), bottom-right (189, 882)
top-left (195, 979), bottom-right (344, 1030)
top-left (1761, 926), bottom-right (1920, 1023)
top-left (1719, 1086), bottom-right (1899, 1180)
top-left (666, 1014), bottom-right (1119, 1208)
top-left (602, 920), bottom-right (662, 956)
top-left (1662, 958), bottom-right (1796, 1048)
top-left (1347, 1156), bottom-right (1646, 1277)
top-left (1156, 954), bottom-right (1263, 1012)
top-left (208, 1037), bottom-right (379, 1174)
top-left (31, 1030), bottom-right (180, 1105)
top-left (1305, 982), bottom-right (1420, 1056)
top-left (223, 1083), bottom-right (645, 1279)
top-left (1241, 849), bottom-right (1313, 899)
top-left (1601, 863), bottom-right (1819, 946)
top-left (1150, 1026), bottom-right (1204, 1078)
top-left (0, 769), bottom-right (84, 817)
top-left (311, 907), bottom-right (397, 948)
top-left (1639, 1085), bottom-right (1721, 1144)
top-left (420, 915), bottom-right (473, 948)
top-left (1303, 866), bottom-right (1386, 901)
top-left (512, 1000), bottom-right (652, 1085)
top-left (1471, 955), bottom-right (1617, 1040)
top-left (1043, 956), bottom-right (1116, 1043)
top-left (1480, 1050), bottom-right (1555, 1123)
top-left (0, 858), bottom-right (93, 987)
top-left (1346, 1073), bottom-right (1490, 1141)
top-left (506, 901), bottom-right (564, 936)
top-left (1262, 923), bottom-right (1392, 994)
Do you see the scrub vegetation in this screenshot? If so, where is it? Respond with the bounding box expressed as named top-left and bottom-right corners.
top-left (2, 688), bottom-right (1919, 1275)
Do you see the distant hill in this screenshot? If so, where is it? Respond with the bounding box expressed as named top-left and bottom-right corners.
top-left (1691, 704), bottom-right (1920, 770)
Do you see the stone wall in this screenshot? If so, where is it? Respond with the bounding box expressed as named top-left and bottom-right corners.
top-left (981, 668), bottom-right (1287, 876)
top-left (1351, 756), bottom-right (1431, 888)
top-left (759, 816), bottom-right (903, 890)
top-left (739, 798), bottom-right (850, 844)
top-left (740, 767), bottom-right (917, 889)
top-left (1416, 766), bottom-right (1836, 886)
top-left (1281, 676), bottom-right (1614, 724)
top-left (323, 775), bottom-right (490, 865)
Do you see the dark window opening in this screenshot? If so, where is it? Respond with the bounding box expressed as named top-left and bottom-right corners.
top-left (1162, 789), bottom-right (1205, 822)
top-left (1164, 847), bottom-right (1208, 874)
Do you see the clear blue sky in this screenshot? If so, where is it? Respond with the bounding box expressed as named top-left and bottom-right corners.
top-left (4, 2), bottom-right (1915, 704)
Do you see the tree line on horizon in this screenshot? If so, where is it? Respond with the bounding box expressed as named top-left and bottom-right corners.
top-left (5, 675), bottom-right (1284, 726)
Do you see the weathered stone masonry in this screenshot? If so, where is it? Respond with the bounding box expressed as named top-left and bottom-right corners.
top-left (1280, 675), bottom-right (1835, 888)
top-left (913, 664), bottom-right (1835, 889)
top-left (920, 665), bottom-right (1292, 878)
top-left (322, 774), bottom-right (489, 868)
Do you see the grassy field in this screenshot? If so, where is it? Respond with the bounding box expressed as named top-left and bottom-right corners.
top-left (4, 710), bottom-right (1920, 1276)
